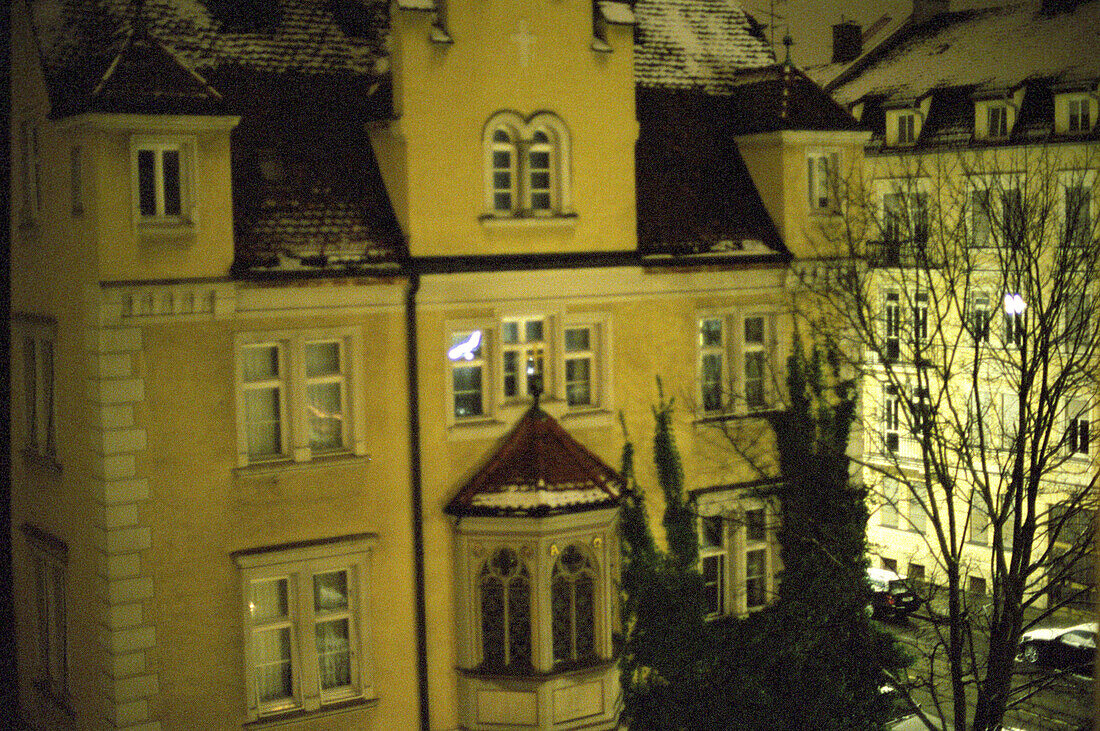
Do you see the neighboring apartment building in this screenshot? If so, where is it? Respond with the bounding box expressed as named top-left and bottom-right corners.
top-left (9, 1), bottom-right (864, 729)
top-left (823, 0), bottom-right (1099, 609)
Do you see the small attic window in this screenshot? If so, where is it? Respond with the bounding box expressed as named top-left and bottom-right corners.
top-left (897, 113), bottom-right (916, 145)
top-left (1067, 97), bottom-right (1092, 133)
top-left (987, 105), bottom-right (1008, 138)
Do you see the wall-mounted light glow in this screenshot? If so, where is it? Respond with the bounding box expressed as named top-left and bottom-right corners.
top-left (1003, 293), bottom-right (1026, 315)
top-left (448, 331), bottom-right (482, 361)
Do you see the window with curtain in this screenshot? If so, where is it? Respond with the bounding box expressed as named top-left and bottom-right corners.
top-left (234, 535), bottom-right (374, 720)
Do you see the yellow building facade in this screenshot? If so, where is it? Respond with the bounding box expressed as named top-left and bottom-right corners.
top-left (8, 1), bottom-right (863, 729)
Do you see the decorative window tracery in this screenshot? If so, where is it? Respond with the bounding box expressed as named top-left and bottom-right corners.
top-left (551, 544), bottom-right (596, 667)
top-left (479, 548), bottom-right (531, 671)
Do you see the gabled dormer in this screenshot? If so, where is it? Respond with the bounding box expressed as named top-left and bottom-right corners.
top-left (1053, 80), bottom-right (1098, 135)
top-left (972, 85), bottom-right (1025, 141)
top-left (883, 94), bottom-right (932, 147)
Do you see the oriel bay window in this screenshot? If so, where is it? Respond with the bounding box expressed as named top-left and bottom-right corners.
top-left (236, 329), bottom-right (364, 466)
top-left (551, 544), bottom-right (596, 668)
top-left (233, 535), bottom-right (375, 721)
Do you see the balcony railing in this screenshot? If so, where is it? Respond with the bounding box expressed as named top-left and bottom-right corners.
top-left (866, 239), bottom-right (938, 268)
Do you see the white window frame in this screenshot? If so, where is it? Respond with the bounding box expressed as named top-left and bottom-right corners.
top-left (22, 525), bottom-right (68, 704)
top-left (913, 291), bottom-right (929, 345)
top-left (1064, 95), bottom-right (1093, 134)
top-left (807, 149), bottom-right (840, 213)
top-left (483, 112), bottom-right (572, 218)
top-left (883, 290), bottom-right (901, 363)
top-left (21, 322), bottom-right (58, 463)
top-left (501, 316), bottom-right (548, 402)
top-left (986, 104), bottom-right (1008, 138)
top-left (448, 312), bottom-right (609, 424)
top-left (740, 503), bottom-right (772, 612)
top-left (130, 134), bottom-right (195, 229)
top-left (235, 328), bottom-right (364, 467)
top-left (969, 292), bottom-right (991, 343)
top-left (698, 515), bottom-right (727, 619)
top-left (897, 112), bottom-right (916, 145)
top-left (883, 385), bottom-right (901, 455)
top-left (697, 311), bottom-right (775, 416)
top-left (234, 535), bottom-right (376, 721)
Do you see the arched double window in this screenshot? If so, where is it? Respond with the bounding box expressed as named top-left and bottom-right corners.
top-left (484, 112), bottom-right (571, 217)
top-left (479, 548), bottom-right (531, 671)
top-left (551, 544), bottom-right (596, 667)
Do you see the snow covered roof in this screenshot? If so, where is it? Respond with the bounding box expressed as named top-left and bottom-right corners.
top-left (633, 0), bottom-right (775, 94)
top-left (29, 0), bottom-right (389, 117)
top-left (829, 1), bottom-right (1100, 150)
top-left (828, 1), bottom-right (1100, 105)
top-left (722, 63), bottom-right (860, 134)
top-left (446, 406), bottom-right (623, 518)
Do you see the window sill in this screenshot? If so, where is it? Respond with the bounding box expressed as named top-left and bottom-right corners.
top-left (694, 407), bottom-right (780, 424)
top-left (244, 696), bottom-right (378, 728)
top-left (448, 418), bottom-right (508, 441)
top-left (234, 451), bottom-right (370, 476)
top-left (23, 449), bottom-right (62, 475)
top-left (458, 657), bottom-right (617, 682)
top-left (479, 212), bottom-right (578, 230)
top-left (137, 219), bottom-right (196, 241)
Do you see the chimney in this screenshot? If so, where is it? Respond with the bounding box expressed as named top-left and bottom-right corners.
top-left (832, 20), bottom-right (862, 63)
top-left (912, 0), bottom-right (950, 24)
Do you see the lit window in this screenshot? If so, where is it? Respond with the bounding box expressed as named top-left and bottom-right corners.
top-left (502, 318), bottom-right (545, 400)
top-left (699, 515), bottom-right (726, 618)
top-left (237, 330), bottom-right (359, 466)
top-left (22, 525), bottom-right (67, 703)
top-left (1068, 98), bottom-right (1091, 133)
top-left (1003, 292), bottom-right (1026, 348)
top-left (449, 330), bottom-right (485, 418)
top-left (22, 330), bottom-right (57, 462)
top-left (897, 113), bottom-right (916, 144)
top-left (987, 105), bottom-right (1008, 138)
top-left (807, 150), bottom-right (839, 212)
top-left (479, 548), bottom-right (531, 672)
top-left (131, 136), bottom-right (193, 226)
top-left (551, 544), bottom-right (597, 668)
top-left (233, 535), bottom-right (375, 720)
top-left (484, 113), bottom-right (570, 218)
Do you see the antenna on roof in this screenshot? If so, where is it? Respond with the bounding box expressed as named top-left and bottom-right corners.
top-left (783, 33), bottom-right (794, 64)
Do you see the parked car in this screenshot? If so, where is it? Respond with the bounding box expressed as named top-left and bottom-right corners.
top-left (1017, 621), bottom-right (1096, 676)
top-left (868, 567), bottom-right (922, 619)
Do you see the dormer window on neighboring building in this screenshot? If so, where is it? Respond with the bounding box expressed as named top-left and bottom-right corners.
top-left (131, 135), bottom-right (195, 230)
top-left (1068, 97), bottom-right (1091, 132)
top-left (897, 113), bottom-right (916, 145)
top-left (483, 112), bottom-right (572, 220)
top-left (987, 105), bottom-right (1008, 138)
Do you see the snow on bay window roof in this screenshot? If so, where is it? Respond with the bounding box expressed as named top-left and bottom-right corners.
top-left (446, 406), bottom-right (623, 518)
